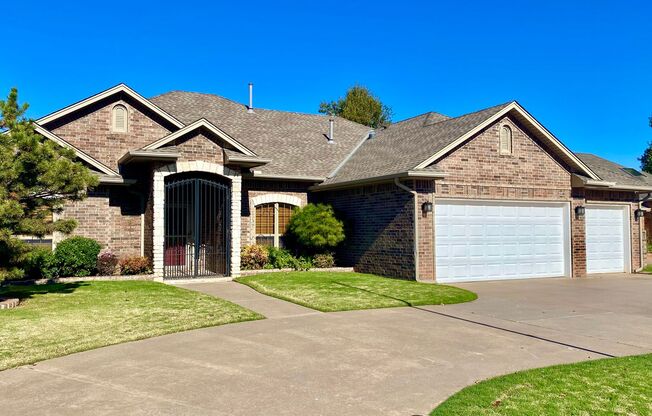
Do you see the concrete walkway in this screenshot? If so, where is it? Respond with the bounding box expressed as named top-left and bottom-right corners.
top-left (172, 281), bottom-right (320, 319)
top-left (1, 276), bottom-right (651, 415)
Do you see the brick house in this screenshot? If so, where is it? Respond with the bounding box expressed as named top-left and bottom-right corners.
top-left (32, 84), bottom-right (652, 282)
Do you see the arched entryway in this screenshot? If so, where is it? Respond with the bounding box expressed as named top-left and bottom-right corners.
top-left (163, 172), bottom-right (231, 278)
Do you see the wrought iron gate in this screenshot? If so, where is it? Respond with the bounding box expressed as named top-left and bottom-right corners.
top-left (164, 172), bottom-right (231, 278)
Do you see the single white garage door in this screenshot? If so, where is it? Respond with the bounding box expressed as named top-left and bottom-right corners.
top-left (585, 206), bottom-right (629, 274)
top-left (435, 201), bottom-right (570, 283)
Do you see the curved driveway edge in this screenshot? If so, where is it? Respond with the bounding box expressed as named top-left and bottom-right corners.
top-left (1, 275), bottom-right (650, 415)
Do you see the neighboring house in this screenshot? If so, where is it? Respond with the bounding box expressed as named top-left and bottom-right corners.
top-left (31, 84), bottom-right (652, 282)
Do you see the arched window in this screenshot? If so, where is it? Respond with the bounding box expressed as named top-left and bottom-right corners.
top-left (499, 125), bottom-right (512, 155)
top-left (255, 202), bottom-right (295, 247)
top-left (112, 104), bottom-right (128, 133)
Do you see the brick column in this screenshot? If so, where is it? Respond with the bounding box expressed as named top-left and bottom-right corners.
top-left (415, 180), bottom-right (435, 281)
top-left (571, 193), bottom-right (587, 277)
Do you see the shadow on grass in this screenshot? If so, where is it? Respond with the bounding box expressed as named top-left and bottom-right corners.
top-left (332, 281), bottom-right (413, 306)
top-left (0, 282), bottom-right (87, 301)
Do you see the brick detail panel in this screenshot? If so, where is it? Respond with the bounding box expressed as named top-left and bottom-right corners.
top-left (320, 183), bottom-right (416, 280)
top-left (168, 132), bottom-right (225, 164)
top-left (435, 116), bottom-right (571, 195)
top-left (61, 186), bottom-right (142, 257)
top-left (50, 97), bottom-right (172, 170)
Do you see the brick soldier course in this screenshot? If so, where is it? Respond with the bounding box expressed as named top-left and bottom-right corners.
top-left (29, 84), bottom-right (651, 282)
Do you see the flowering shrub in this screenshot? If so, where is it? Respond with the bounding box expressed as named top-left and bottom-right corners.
top-left (96, 250), bottom-right (119, 276)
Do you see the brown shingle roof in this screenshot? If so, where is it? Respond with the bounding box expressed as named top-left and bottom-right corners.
top-left (322, 102), bottom-right (512, 185)
top-left (575, 153), bottom-right (652, 188)
top-left (150, 91), bottom-right (370, 178)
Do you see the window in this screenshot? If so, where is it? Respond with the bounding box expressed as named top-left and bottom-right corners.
top-left (112, 104), bottom-right (128, 132)
top-left (499, 125), bottom-right (512, 155)
top-left (255, 202), bottom-right (295, 247)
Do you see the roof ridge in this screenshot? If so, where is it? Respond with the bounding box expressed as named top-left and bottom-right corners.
top-left (152, 90), bottom-right (369, 128)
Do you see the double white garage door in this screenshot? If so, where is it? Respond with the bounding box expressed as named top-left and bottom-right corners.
top-left (435, 201), bottom-right (630, 283)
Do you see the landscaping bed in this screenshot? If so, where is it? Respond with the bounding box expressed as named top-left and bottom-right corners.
top-left (0, 281), bottom-right (263, 371)
top-left (431, 354), bottom-right (652, 415)
top-left (235, 271), bottom-right (477, 312)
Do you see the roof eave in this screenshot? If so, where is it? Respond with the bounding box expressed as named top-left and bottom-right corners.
top-left (118, 150), bottom-right (180, 165)
top-left (224, 154), bottom-right (271, 168)
top-left (246, 171), bottom-right (326, 182)
top-left (312, 170), bottom-right (447, 192)
top-left (97, 174), bottom-right (136, 185)
top-left (572, 174), bottom-right (652, 192)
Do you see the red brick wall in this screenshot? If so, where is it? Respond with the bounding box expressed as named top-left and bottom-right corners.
top-left (49, 97), bottom-right (172, 170)
top-left (415, 180), bottom-right (435, 281)
top-left (434, 116), bottom-right (572, 200)
top-left (241, 180), bottom-right (310, 245)
top-left (169, 132), bottom-right (224, 164)
top-left (61, 187), bottom-right (142, 257)
top-left (320, 183), bottom-right (416, 280)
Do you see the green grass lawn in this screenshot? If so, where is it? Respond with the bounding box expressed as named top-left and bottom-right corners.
top-left (431, 354), bottom-right (652, 415)
top-left (642, 263), bottom-right (652, 273)
top-left (0, 281), bottom-right (263, 371)
top-left (235, 271), bottom-right (477, 312)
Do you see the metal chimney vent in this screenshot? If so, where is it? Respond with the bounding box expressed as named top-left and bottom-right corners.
top-left (328, 118), bottom-right (335, 144)
top-left (247, 83), bottom-right (254, 113)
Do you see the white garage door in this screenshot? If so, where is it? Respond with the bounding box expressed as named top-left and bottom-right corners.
top-left (435, 201), bottom-right (570, 283)
top-left (585, 206), bottom-right (629, 274)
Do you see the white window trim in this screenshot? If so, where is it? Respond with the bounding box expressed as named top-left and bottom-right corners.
top-left (499, 124), bottom-right (513, 155)
top-left (112, 104), bottom-right (128, 133)
top-left (253, 194), bottom-right (302, 247)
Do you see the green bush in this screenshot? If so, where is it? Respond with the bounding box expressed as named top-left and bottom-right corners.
top-left (119, 256), bottom-right (151, 275)
top-left (266, 246), bottom-right (296, 269)
top-left (241, 245), bottom-right (269, 270)
top-left (54, 236), bottom-right (101, 277)
top-left (313, 252), bottom-right (335, 268)
top-left (24, 247), bottom-right (58, 279)
top-left (287, 203), bottom-right (344, 252)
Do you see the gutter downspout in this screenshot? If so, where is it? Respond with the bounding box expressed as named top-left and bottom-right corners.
top-left (395, 178), bottom-right (419, 280)
top-left (638, 193), bottom-right (652, 272)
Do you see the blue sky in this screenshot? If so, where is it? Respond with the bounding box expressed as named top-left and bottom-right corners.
top-left (2, 0), bottom-right (651, 168)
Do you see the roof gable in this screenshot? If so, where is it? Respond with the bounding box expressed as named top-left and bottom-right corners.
top-left (37, 84), bottom-right (185, 130)
top-left (323, 101), bottom-right (600, 187)
top-left (143, 118), bottom-right (256, 156)
top-left (34, 125), bottom-right (119, 176)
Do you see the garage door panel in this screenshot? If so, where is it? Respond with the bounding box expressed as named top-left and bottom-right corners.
top-left (435, 201), bottom-right (569, 283)
top-left (585, 206), bottom-right (628, 274)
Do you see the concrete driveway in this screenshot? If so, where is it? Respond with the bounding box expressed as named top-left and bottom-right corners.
top-left (1, 274), bottom-right (651, 416)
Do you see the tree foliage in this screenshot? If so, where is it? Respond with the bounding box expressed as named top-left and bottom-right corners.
top-left (0, 88), bottom-right (98, 278)
top-left (319, 85), bottom-right (392, 128)
top-left (287, 203), bottom-right (345, 251)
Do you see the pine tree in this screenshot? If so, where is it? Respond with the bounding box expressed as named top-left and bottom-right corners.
top-left (0, 88), bottom-right (98, 278)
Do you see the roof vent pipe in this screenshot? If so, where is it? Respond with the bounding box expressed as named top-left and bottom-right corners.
top-left (247, 83), bottom-right (254, 113)
top-left (328, 117), bottom-right (335, 144)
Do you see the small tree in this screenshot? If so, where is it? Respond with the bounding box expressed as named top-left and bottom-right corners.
top-left (287, 203), bottom-right (344, 253)
top-left (638, 115), bottom-right (652, 173)
top-left (0, 88), bottom-right (98, 279)
top-left (319, 85), bottom-right (392, 128)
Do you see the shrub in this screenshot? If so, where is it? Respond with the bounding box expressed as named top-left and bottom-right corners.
top-left (54, 236), bottom-right (101, 277)
top-left (294, 256), bottom-right (313, 271)
top-left (266, 246), bottom-right (296, 269)
top-left (119, 256), bottom-right (152, 275)
top-left (24, 247), bottom-right (58, 279)
top-left (96, 250), bottom-right (119, 276)
top-left (287, 204), bottom-right (344, 252)
top-left (313, 252), bottom-right (335, 268)
top-left (241, 245), bottom-right (269, 270)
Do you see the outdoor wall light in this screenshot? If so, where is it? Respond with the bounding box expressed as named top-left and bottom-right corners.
top-left (574, 206), bottom-right (585, 218)
top-left (422, 201), bottom-right (433, 214)
top-left (635, 208), bottom-right (645, 220)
